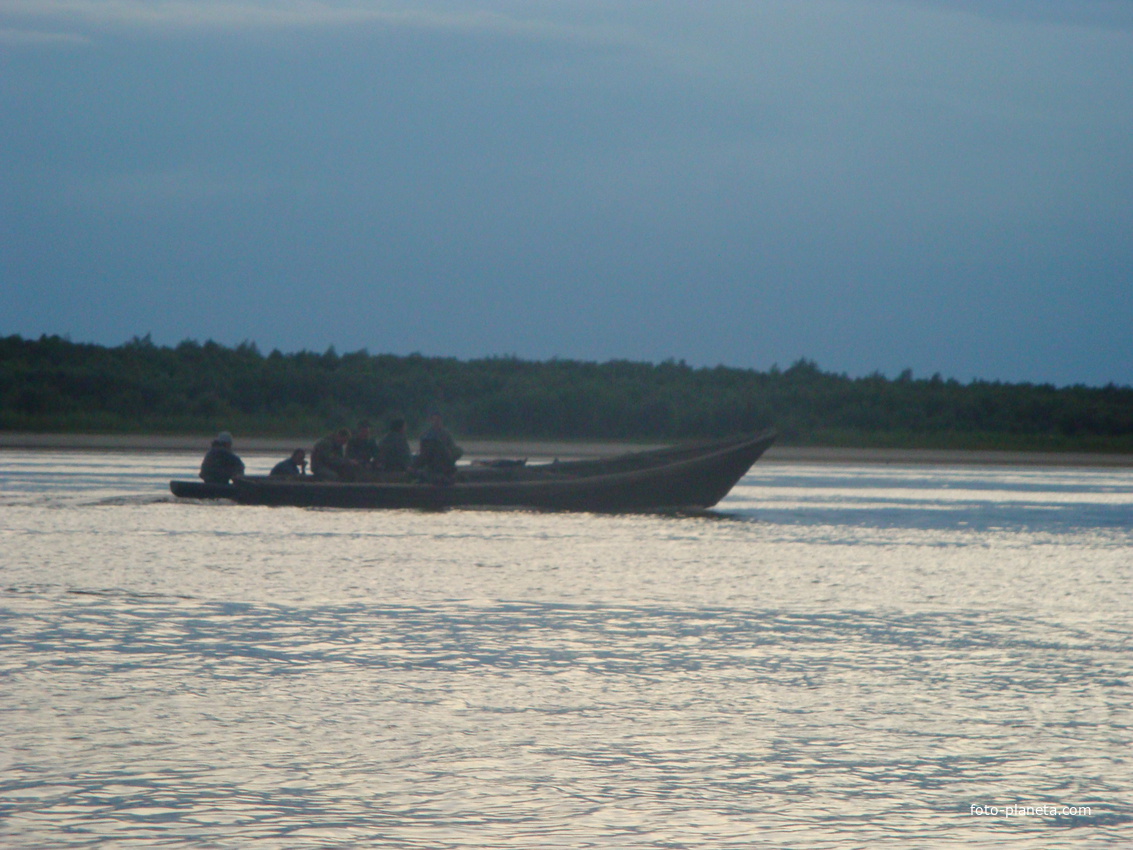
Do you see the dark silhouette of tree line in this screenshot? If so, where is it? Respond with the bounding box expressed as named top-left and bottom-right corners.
top-left (1, 334), bottom-right (1131, 451)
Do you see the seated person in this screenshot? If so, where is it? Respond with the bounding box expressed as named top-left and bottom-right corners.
top-left (270, 449), bottom-right (306, 477)
top-left (375, 418), bottom-right (412, 472)
top-left (346, 420), bottom-right (379, 468)
top-left (414, 412), bottom-right (463, 479)
top-left (311, 428), bottom-right (354, 481)
top-left (199, 431), bottom-right (245, 484)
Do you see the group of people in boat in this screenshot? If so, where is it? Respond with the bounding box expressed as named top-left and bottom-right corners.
top-left (198, 413), bottom-right (463, 486)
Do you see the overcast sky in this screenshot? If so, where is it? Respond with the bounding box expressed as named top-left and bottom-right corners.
top-left (2, 0), bottom-right (1131, 386)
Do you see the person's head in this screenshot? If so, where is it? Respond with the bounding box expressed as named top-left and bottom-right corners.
top-left (216, 431), bottom-right (233, 447)
top-left (290, 449), bottom-right (305, 463)
top-left (355, 420), bottom-right (371, 438)
top-left (428, 411), bottom-right (442, 427)
top-left (389, 417), bottom-right (406, 433)
top-left (334, 427), bottom-right (350, 444)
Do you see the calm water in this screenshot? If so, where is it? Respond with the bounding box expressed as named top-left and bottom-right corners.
top-left (1, 450), bottom-right (1131, 848)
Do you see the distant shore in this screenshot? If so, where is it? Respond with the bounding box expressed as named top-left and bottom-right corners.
top-left (1, 432), bottom-right (1131, 466)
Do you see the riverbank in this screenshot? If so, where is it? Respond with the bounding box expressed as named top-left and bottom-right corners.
top-left (2, 432), bottom-right (1131, 466)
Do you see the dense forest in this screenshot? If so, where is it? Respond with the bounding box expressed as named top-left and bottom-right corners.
top-left (2, 334), bottom-right (1132, 452)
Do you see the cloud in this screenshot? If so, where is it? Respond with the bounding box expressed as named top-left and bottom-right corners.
top-left (0, 25), bottom-right (89, 44)
top-left (909, 0), bottom-right (1133, 31)
top-left (63, 166), bottom-right (281, 208)
top-left (0, 0), bottom-right (598, 39)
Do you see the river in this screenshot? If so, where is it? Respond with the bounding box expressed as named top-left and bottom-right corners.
top-left (1, 450), bottom-right (1130, 847)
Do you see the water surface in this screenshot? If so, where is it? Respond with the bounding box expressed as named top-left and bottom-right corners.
top-left (2, 451), bottom-right (1131, 847)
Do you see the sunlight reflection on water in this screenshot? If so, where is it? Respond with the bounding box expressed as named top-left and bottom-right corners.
top-left (1, 451), bottom-right (1131, 847)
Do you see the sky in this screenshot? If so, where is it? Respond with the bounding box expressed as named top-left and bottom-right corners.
top-left (2, 0), bottom-right (1131, 387)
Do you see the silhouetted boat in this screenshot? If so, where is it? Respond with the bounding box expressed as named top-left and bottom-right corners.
top-left (169, 480), bottom-right (240, 500)
top-left (169, 431), bottom-right (776, 512)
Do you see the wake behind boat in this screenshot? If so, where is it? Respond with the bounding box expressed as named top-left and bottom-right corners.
top-left (170, 431), bottom-right (775, 512)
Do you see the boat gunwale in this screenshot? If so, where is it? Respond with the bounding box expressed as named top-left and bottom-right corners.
top-left (235, 431), bottom-right (775, 494)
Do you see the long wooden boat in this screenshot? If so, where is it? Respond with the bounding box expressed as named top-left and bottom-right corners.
top-left (169, 431), bottom-right (775, 512)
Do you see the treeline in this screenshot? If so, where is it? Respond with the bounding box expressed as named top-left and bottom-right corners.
top-left (2, 334), bottom-right (1132, 451)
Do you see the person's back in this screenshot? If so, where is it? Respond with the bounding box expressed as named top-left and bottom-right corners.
top-left (416, 413), bottom-right (462, 477)
top-left (376, 419), bottom-right (412, 472)
top-left (199, 432), bottom-right (245, 483)
top-left (345, 422), bottom-right (378, 467)
top-left (311, 429), bottom-right (352, 481)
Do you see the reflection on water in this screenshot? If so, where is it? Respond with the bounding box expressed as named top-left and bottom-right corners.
top-left (1, 451), bottom-right (1131, 847)
top-left (733, 465), bottom-right (1133, 532)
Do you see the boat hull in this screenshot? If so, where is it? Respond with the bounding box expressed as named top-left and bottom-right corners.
top-left (213, 432), bottom-right (775, 512)
top-left (169, 480), bottom-right (238, 499)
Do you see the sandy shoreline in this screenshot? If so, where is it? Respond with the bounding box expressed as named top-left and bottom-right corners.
top-left (1, 432), bottom-right (1130, 466)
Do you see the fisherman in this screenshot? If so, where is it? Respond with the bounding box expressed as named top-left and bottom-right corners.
top-left (375, 417), bottom-right (412, 472)
top-left (310, 428), bottom-right (354, 481)
top-left (199, 431), bottom-right (245, 484)
top-left (270, 448), bottom-right (307, 477)
top-left (345, 420), bottom-right (379, 468)
top-left (414, 411), bottom-right (463, 479)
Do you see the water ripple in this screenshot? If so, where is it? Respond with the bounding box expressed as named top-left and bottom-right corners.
top-left (3, 453), bottom-right (1132, 847)
top-left (2, 597), bottom-right (1131, 847)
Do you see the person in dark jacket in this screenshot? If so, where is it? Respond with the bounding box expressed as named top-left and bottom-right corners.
top-left (375, 418), bottom-right (412, 472)
top-left (414, 412), bottom-right (463, 479)
top-left (270, 449), bottom-right (306, 477)
top-left (311, 428), bottom-right (354, 481)
top-left (346, 421), bottom-right (379, 468)
top-left (199, 431), bottom-right (245, 483)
